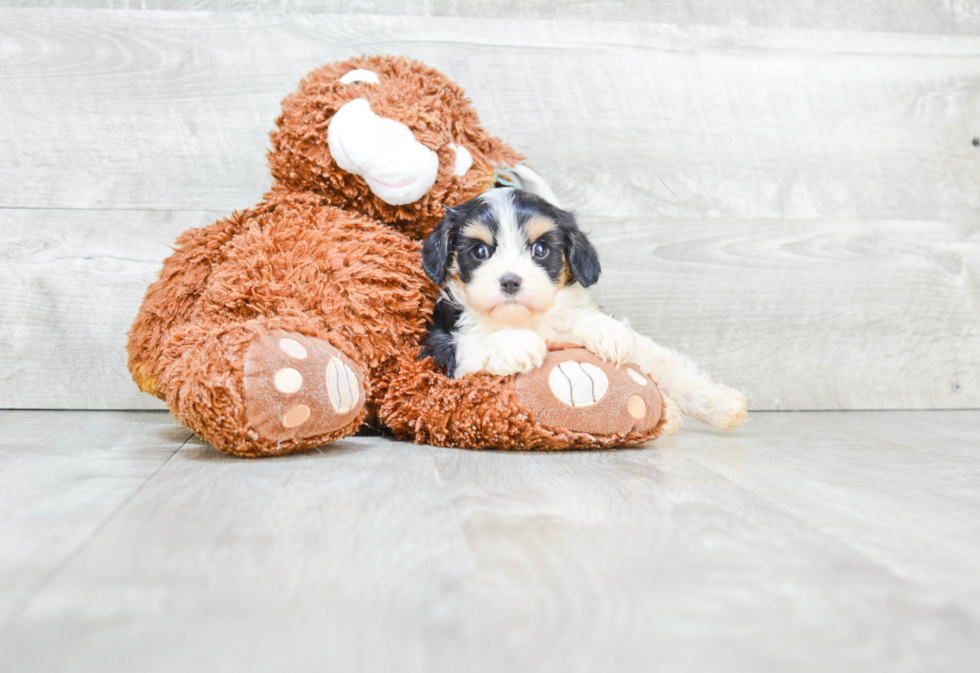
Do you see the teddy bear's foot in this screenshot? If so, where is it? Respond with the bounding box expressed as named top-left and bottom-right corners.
top-left (512, 348), bottom-right (663, 439)
top-left (242, 330), bottom-right (365, 442)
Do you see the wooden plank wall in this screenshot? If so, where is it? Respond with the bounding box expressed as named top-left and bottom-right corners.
top-left (1, 2), bottom-right (978, 411)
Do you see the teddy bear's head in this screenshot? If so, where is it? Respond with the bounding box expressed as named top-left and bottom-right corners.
top-left (269, 55), bottom-right (557, 239)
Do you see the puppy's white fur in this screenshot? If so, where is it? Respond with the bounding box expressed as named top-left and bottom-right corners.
top-left (448, 190), bottom-right (747, 432)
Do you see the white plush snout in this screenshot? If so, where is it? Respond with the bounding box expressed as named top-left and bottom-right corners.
top-left (327, 98), bottom-right (440, 206)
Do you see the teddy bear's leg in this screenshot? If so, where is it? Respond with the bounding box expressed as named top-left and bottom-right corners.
top-left (127, 214), bottom-right (245, 399)
top-left (162, 315), bottom-right (368, 457)
top-left (379, 347), bottom-right (666, 451)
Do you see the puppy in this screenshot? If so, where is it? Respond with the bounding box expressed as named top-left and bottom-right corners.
top-left (420, 188), bottom-right (747, 432)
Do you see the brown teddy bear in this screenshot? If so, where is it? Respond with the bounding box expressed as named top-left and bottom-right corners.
top-left (127, 55), bottom-right (666, 457)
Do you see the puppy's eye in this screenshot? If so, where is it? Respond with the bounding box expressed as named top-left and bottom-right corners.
top-left (472, 244), bottom-right (490, 260)
top-left (532, 241), bottom-right (549, 259)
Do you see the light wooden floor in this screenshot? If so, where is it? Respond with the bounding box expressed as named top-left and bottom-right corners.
top-left (1, 411), bottom-right (978, 672)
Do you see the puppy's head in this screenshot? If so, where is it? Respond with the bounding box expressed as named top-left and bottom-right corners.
top-left (422, 188), bottom-right (600, 326)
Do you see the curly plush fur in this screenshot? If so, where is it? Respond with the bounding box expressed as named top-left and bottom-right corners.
top-left (268, 57), bottom-right (518, 239)
top-left (128, 56), bottom-right (666, 457)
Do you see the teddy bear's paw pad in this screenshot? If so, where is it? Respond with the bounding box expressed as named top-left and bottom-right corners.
top-left (514, 348), bottom-right (662, 437)
top-left (243, 330), bottom-right (365, 442)
top-left (548, 361), bottom-right (609, 406)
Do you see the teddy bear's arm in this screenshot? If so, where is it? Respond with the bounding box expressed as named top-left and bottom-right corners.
top-left (381, 345), bottom-right (666, 450)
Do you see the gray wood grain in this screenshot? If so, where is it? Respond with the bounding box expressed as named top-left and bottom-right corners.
top-left (2, 11), bottom-right (979, 217)
top-left (430, 411), bottom-right (980, 672)
top-left (5, 0), bottom-right (980, 36)
top-left (0, 416), bottom-right (493, 673)
top-left (0, 209), bottom-right (222, 409)
top-left (0, 411), bottom-right (189, 631)
top-left (1, 409), bottom-right (978, 672)
top-left (1, 9), bottom-right (978, 411)
top-left (588, 217), bottom-right (980, 410)
top-left (4, 208), bottom-right (976, 410)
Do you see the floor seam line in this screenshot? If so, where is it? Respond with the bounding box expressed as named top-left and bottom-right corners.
top-left (0, 431), bottom-right (193, 638)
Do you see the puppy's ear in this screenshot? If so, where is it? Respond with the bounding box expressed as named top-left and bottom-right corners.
top-left (558, 210), bottom-right (601, 287)
top-left (422, 207), bottom-right (459, 284)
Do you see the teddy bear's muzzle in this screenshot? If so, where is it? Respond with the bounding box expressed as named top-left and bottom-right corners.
top-left (327, 98), bottom-right (441, 206)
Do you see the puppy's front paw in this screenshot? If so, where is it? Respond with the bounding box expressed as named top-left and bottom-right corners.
top-left (580, 319), bottom-right (634, 366)
top-left (712, 387), bottom-right (748, 431)
top-left (483, 329), bottom-right (548, 376)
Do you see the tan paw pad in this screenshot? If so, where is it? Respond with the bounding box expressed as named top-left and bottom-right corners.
top-left (282, 404), bottom-right (311, 428)
top-left (548, 361), bottom-right (609, 407)
top-left (514, 348), bottom-right (663, 437)
top-left (243, 330), bottom-right (366, 442)
top-left (274, 368), bottom-right (303, 393)
top-left (279, 338), bottom-right (308, 359)
top-left (627, 368), bottom-right (648, 386)
top-left (326, 357), bottom-right (359, 413)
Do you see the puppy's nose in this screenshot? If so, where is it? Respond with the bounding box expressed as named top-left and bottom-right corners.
top-left (500, 274), bottom-right (522, 295)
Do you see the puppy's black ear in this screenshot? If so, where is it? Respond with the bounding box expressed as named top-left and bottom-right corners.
top-left (422, 207), bottom-right (459, 284)
top-left (558, 210), bottom-right (601, 287)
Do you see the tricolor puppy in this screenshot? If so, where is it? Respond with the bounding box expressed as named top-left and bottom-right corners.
top-left (421, 188), bottom-right (747, 432)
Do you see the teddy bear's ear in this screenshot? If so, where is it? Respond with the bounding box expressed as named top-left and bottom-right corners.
top-left (422, 207), bottom-right (459, 284)
top-left (510, 165), bottom-right (562, 208)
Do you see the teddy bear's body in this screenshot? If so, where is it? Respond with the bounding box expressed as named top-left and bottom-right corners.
top-left (128, 56), bottom-right (667, 457)
top-left (129, 190), bottom-right (436, 454)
